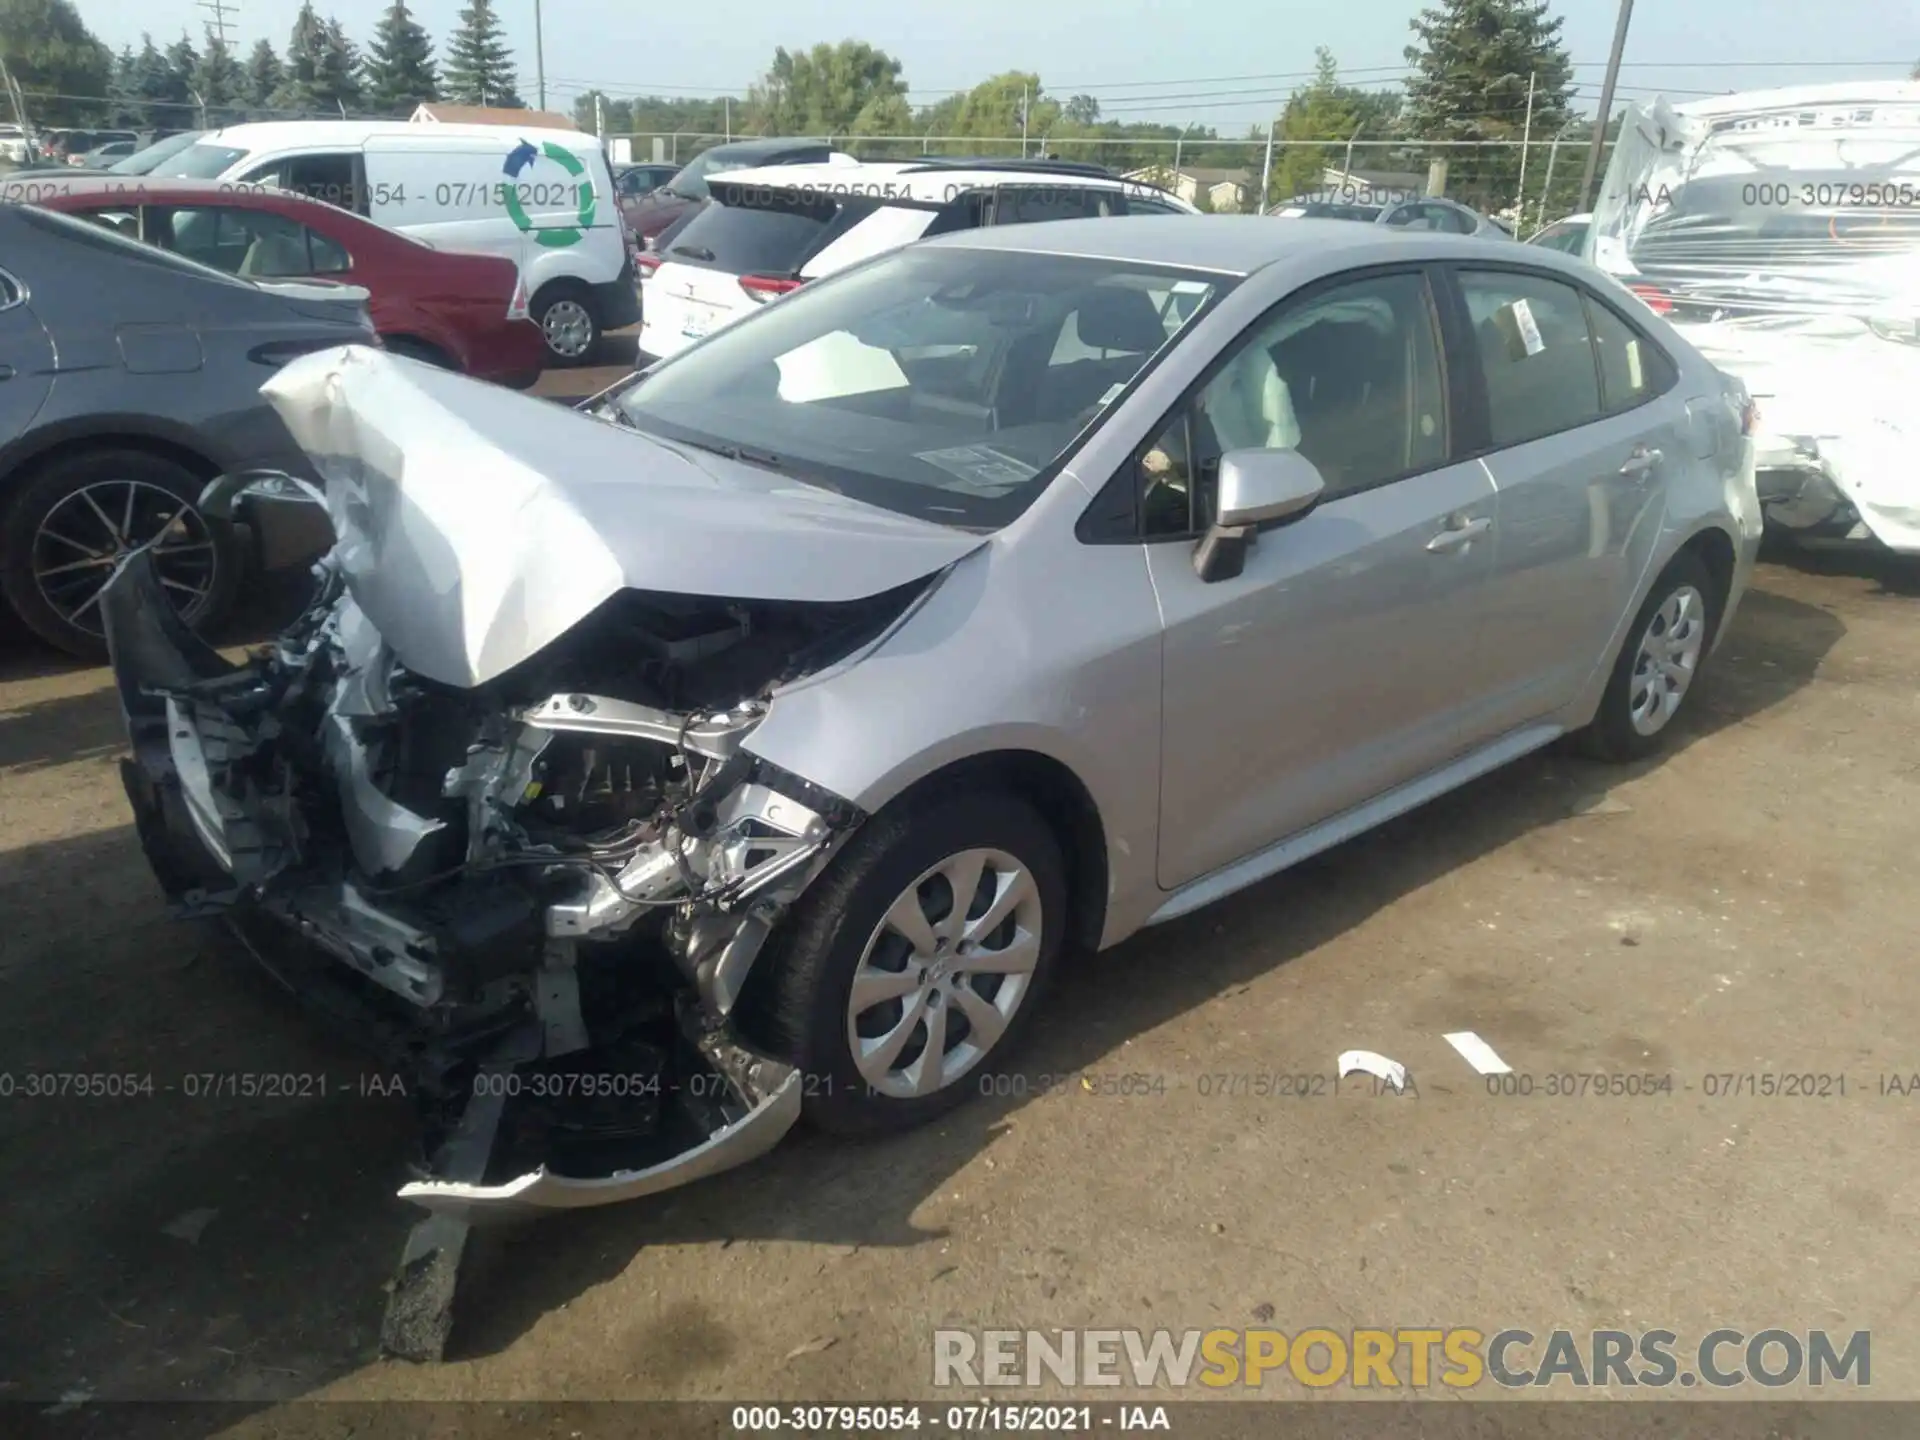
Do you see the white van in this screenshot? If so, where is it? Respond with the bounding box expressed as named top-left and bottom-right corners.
top-left (153, 120), bottom-right (637, 363)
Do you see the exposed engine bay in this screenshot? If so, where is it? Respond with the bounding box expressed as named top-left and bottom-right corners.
top-left (101, 543), bottom-right (945, 1239)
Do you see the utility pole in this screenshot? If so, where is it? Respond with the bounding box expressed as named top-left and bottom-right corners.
top-left (594, 92), bottom-right (604, 140)
top-left (1514, 70), bottom-right (1537, 217)
top-left (724, 96), bottom-right (731, 141)
top-left (1173, 119), bottom-right (1192, 176)
top-left (1019, 84), bottom-right (1029, 158)
top-left (534, 0), bottom-right (547, 111)
top-left (1258, 113), bottom-right (1275, 213)
top-left (1342, 120), bottom-right (1364, 183)
top-left (1579, 0), bottom-right (1635, 211)
top-left (0, 54), bottom-right (26, 138)
top-left (197, 0), bottom-right (237, 48)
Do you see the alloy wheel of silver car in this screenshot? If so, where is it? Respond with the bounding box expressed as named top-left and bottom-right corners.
top-left (1628, 583), bottom-right (1707, 736)
top-left (845, 847), bottom-right (1044, 1099)
top-left (540, 298), bottom-right (596, 360)
top-left (32, 478), bottom-right (218, 632)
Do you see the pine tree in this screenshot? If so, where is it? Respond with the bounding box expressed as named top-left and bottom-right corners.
top-left (193, 30), bottom-right (246, 125)
top-left (1401, 0), bottom-right (1574, 210)
top-left (164, 30), bottom-right (199, 125)
top-left (271, 4), bottom-right (359, 114)
top-left (441, 0), bottom-right (522, 108)
top-left (244, 38), bottom-right (283, 112)
top-left (364, 0), bottom-right (438, 115)
top-left (128, 33), bottom-right (184, 130)
top-left (107, 44), bottom-right (142, 127)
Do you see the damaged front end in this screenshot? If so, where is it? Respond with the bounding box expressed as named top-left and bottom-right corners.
top-left (101, 539), bottom-right (928, 1221)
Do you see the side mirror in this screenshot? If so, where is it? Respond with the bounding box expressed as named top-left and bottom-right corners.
top-left (1193, 448), bottom-right (1325, 583)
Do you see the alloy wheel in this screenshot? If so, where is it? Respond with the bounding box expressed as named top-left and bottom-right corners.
top-left (1628, 584), bottom-right (1707, 736)
top-left (31, 479), bottom-right (218, 634)
top-left (845, 847), bottom-right (1044, 1099)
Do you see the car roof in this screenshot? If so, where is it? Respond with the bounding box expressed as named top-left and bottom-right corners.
top-left (702, 137), bottom-right (832, 158)
top-left (37, 174), bottom-right (366, 214)
top-left (1670, 80), bottom-right (1920, 118)
top-left (914, 213), bottom-right (1558, 276)
top-left (710, 159), bottom-right (1192, 208)
top-left (192, 119), bottom-right (599, 150)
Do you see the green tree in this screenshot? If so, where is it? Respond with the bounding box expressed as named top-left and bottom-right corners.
top-left (164, 29), bottom-right (198, 122)
top-left (1063, 93), bottom-right (1100, 126)
top-left (364, 0), bottom-right (436, 115)
top-left (0, 0), bottom-right (112, 127)
top-left (1401, 0), bottom-right (1574, 210)
top-left (192, 29), bottom-right (245, 124)
top-left (105, 43), bottom-right (140, 125)
top-left (441, 0), bottom-right (521, 107)
top-left (1265, 48), bottom-right (1364, 206)
top-left (745, 41), bottom-right (907, 138)
top-left (945, 71), bottom-right (1055, 155)
top-left (126, 32), bottom-right (186, 128)
top-left (271, 4), bottom-right (360, 115)
top-left (243, 36), bottom-right (282, 111)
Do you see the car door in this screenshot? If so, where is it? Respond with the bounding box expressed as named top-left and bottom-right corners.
top-left (1135, 267), bottom-right (1501, 890)
top-left (0, 264), bottom-right (54, 446)
top-left (1444, 265), bottom-right (1686, 729)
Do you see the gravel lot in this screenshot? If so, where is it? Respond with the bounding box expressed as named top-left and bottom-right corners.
top-left (4, 400), bottom-right (1918, 1430)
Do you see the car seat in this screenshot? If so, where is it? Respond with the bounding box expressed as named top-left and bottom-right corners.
top-left (239, 230), bottom-right (309, 278)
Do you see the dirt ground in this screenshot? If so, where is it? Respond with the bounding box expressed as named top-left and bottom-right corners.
top-left (4, 510), bottom-right (1919, 1432)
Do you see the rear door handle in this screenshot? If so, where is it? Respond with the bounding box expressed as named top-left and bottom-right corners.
top-left (1620, 444), bottom-right (1663, 479)
top-left (0, 364), bottom-right (14, 381)
top-left (1427, 515), bottom-right (1492, 552)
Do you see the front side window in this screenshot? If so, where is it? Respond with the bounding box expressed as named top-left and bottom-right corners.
top-left (614, 246), bottom-right (1231, 528)
top-left (1532, 221), bottom-right (1587, 255)
top-left (74, 206), bottom-right (142, 241)
top-left (1135, 270), bottom-right (1448, 536)
top-left (1458, 270), bottom-right (1603, 447)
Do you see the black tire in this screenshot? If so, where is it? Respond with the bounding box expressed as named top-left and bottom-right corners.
top-left (1575, 550), bottom-right (1721, 763)
top-left (530, 280), bottom-right (599, 366)
top-left (0, 447), bottom-right (240, 660)
top-left (745, 788), bottom-right (1069, 1138)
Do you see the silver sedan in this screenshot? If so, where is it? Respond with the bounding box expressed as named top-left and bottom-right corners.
top-left (103, 215), bottom-right (1763, 1219)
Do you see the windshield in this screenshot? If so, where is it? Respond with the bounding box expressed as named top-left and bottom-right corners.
top-left (615, 245), bottom-right (1232, 528)
top-left (110, 131), bottom-right (203, 175)
top-left (153, 142), bottom-right (249, 180)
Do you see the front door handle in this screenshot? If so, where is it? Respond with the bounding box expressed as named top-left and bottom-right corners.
top-left (1426, 515), bottom-right (1492, 552)
top-left (0, 364), bottom-right (14, 382)
top-left (1619, 444), bottom-right (1663, 479)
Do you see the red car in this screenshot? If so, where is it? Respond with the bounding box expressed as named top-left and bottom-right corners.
top-left (36, 177), bottom-right (548, 388)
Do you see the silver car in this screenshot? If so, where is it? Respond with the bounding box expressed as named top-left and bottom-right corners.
top-left (103, 216), bottom-right (1763, 1222)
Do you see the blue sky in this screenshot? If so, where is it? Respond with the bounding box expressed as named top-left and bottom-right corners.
top-left (96, 0), bottom-right (1920, 130)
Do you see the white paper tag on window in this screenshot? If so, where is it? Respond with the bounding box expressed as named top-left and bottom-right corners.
top-left (1099, 382), bottom-right (1126, 406)
top-left (1625, 338), bottom-right (1644, 391)
top-left (1511, 298), bottom-right (1545, 356)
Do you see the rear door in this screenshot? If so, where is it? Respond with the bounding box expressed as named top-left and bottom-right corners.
top-left (0, 264), bottom-right (54, 446)
top-left (1443, 264), bottom-right (1686, 728)
top-left (639, 185), bottom-right (856, 358)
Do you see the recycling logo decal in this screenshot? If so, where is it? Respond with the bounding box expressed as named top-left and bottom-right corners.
top-left (502, 138), bottom-right (595, 248)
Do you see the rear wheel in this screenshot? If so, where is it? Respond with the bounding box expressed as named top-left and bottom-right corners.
top-left (0, 447), bottom-right (240, 660)
top-left (1576, 551), bottom-right (1719, 763)
top-left (531, 281), bottom-right (598, 365)
top-left (746, 789), bottom-right (1068, 1138)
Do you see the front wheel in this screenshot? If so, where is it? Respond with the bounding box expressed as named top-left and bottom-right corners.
top-left (747, 789), bottom-right (1068, 1138)
top-left (0, 448), bottom-right (241, 659)
top-left (531, 281), bottom-right (599, 365)
top-left (1576, 551), bottom-right (1720, 763)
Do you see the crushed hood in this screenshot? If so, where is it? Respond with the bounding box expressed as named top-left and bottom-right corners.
top-left (260, 346), bottom-right (986, 689)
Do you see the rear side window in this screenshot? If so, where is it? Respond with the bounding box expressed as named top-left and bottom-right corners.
top-left (1125, 194), bottom-right (1185, 216)
top-left (1458, 270), bottom-right (1603, 447)
top-left (989, 185), bottom-right (1119, 224)
top-left (1584, 295), bottom-right (1676, 413)
top-left (667, 189), bottom-right (847, 276)
top-left (154, 142), bottom-right (249, 179)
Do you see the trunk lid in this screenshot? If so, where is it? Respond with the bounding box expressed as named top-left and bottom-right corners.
top-left (258, 346), bottom-right (985, 690)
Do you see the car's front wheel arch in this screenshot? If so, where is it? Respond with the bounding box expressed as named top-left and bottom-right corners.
top-left (733, 761), bottom-right (1100, 1137)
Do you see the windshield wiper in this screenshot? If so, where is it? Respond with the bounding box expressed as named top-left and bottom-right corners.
top-left (670, 244), bottom-right (715, 262)
top-left (671, 436), bottom-right (786, 471)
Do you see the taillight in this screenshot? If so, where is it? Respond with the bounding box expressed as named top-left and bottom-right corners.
top-left (739, 273), bottom-right (803, 304)
top-left (1627, 282), bottom-right (1673, 316)
top-left (1740, 396), bottom-right (1761, 436)
top-left (635, 252), bottom-right (663, 279)
top-left (507, 271), bottom-right (531, 322)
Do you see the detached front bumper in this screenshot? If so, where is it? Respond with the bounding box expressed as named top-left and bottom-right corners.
top-left (100, 550), bottom-right (816, 1219)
